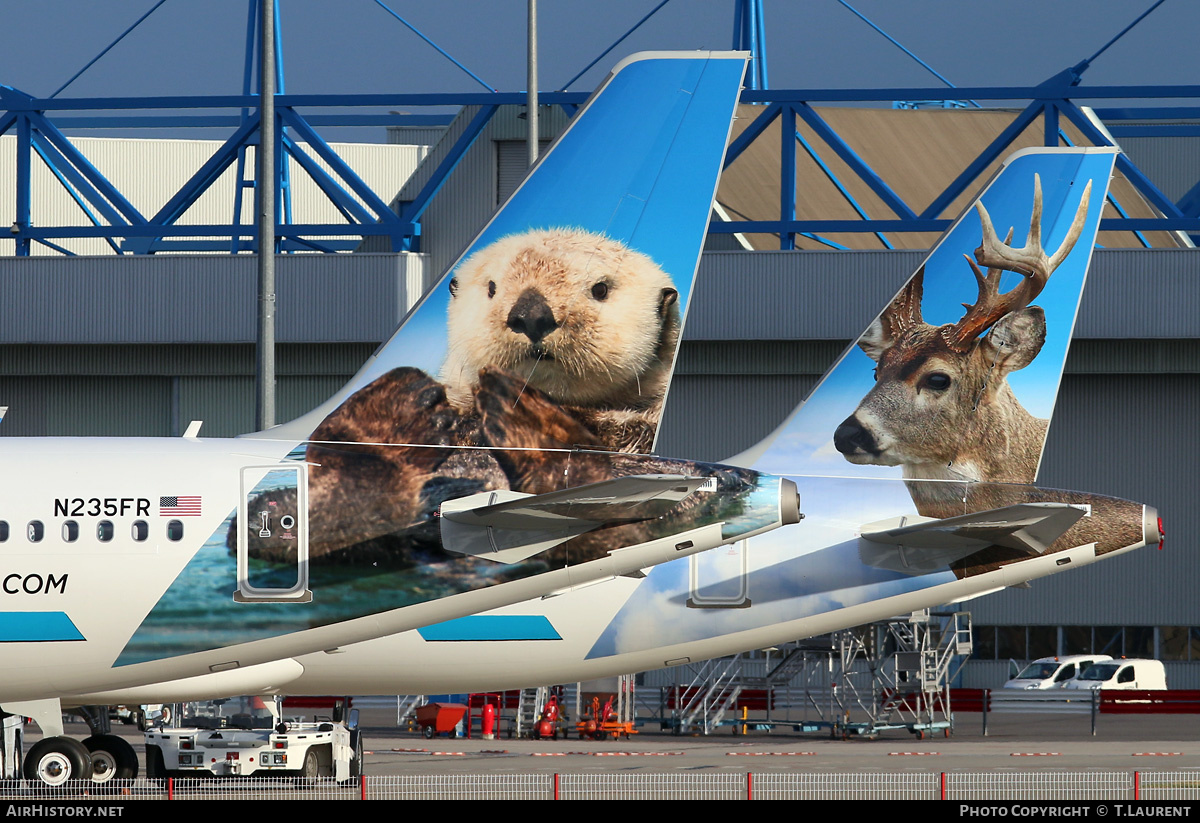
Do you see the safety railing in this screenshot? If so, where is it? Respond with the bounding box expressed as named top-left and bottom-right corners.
top-left (0, 771), bottom-right (1197, 800)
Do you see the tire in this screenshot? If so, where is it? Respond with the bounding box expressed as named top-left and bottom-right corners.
top-left (83, 735), bottom-right (139, 783)
top-left (422, 725), bottom-right (434, 739)
top-left (297, 749), bottom-right (321, 785)
top-left (349, 732), bottom-right (364, 779)
top-left (145, 745), bottom-right (166, 780)
top-left (23, 737), bottom-right (93, 786)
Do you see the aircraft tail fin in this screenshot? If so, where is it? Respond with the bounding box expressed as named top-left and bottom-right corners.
top-left (258, 52), bottom-right (749, 452)
top-left (734, 147), bottom-right (1117, 485)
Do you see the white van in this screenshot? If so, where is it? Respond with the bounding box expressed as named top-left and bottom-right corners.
top-left (1003, 655), bottom-right (1113, 690)
top-left (1061, 658), bottom-right (1168, 691)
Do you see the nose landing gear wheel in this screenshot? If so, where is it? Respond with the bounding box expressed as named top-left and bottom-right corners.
top-left (23, 737), bottom-right (94, 786)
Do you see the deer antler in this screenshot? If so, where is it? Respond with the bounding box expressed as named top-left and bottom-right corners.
top-left (876, 267), bottom-right (926, 340)
top-left (942, 175), bottom-right (1092, 352)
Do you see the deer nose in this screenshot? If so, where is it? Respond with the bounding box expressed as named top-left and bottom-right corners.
top-left (507, 289), bottom-right (559, 344)
top-left (834, 415), bottom-right (880, 456)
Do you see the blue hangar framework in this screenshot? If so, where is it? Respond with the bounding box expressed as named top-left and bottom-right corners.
top-left (0, 0), bottom-right (1197, 256)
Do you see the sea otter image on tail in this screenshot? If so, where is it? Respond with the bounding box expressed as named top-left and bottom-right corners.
top-left (442, 228), bottom-right (679, 453)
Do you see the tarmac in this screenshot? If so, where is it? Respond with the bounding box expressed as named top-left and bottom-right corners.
top-left (60, 709), bottom-right (1200, 776)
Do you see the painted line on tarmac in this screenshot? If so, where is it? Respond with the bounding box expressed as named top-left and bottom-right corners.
top-left (888, 752), bottom-right (940, 756)
top-left (1133, 752), bottom-right (1183, 756)
top-left (1010, 752), bottom-right (1061, 756)
top-left (720, 753), bottom-right (816, 763)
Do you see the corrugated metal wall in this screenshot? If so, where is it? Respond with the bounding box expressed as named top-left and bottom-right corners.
top-left (0, 253), bottom-right (424, 343)
top-left (0, 248), bottom-right (1194, 655)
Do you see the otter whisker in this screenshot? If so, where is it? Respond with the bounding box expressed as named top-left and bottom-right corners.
top-left (514, 348), bottom-right (545, 407)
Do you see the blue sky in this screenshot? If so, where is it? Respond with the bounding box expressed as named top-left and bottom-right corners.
top-left (1, 1), bottom-right (1193, 140)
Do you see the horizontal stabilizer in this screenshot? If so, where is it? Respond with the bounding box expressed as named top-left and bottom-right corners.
top-left (440, 474), bottom-right (706, 564)
top-left (858, 502), bottom-right (1089, 575)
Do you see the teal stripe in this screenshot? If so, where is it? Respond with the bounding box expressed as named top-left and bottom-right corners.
top-left (418, 615), bottom-right (561, 642)
top-left (0, 612), bottom-right (84, 642)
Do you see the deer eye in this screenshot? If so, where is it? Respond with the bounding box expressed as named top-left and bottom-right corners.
top-left (591, 281), bottom-right (609, 301)
top-left (924, 372), bottom-right (951, 391)
top-left (487, 280), bottom-right (496, 298)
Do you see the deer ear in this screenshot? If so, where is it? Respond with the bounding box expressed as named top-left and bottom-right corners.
top-left (982, 306), bottom-right (1046, 374)
top-left (857, 317), bottom-right (890, 362)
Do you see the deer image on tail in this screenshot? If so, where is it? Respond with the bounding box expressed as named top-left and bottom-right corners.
top-left (834, 175), bottom-right (1092, 519)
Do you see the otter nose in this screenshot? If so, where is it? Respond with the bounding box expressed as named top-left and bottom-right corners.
top-left (507, 289), bottom-right (559, 344)
top-left (834, 415), bottom-right (879, 456)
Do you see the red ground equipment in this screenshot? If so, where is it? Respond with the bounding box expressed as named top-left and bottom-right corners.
top-left (416, 702), bottom-right (467, 739)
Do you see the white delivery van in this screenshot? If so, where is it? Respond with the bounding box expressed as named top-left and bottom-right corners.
top-left (1061, 658), bottom-right (1168, 691)
top-left (1003, 655), bottom-right (1113, 690)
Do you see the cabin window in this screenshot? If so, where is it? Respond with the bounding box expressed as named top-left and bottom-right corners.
top-left (131, 520), bottom-right (149, 542)
top-left (27, 521), bottom-right (44, 542)
top-left (166, 520), bottom-right (184, 542)
top-left (0, 521), bottom-right (8, 542)
top-left (97, 521), bottom-right (114, 542)
top-left (62, 521), bottom-right (79, 542)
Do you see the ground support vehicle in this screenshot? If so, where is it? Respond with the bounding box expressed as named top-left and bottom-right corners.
top-left (145, 720), bottom-right (359, 780)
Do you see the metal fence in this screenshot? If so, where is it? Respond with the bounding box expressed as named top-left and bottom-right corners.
top-left (752, 773), bottom-right (939, 801)
top-left (1, 772), bottom-right (1199, 800)
top-left (944, 772), bottom-right (1132, 801)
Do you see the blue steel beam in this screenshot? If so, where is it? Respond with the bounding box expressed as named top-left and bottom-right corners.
top-left (1056, 101), bottom-right (1186, 220)
top-left (1176, 180), bottom-right (1200, 219)
top-left (29, 112), bottom-right (148, 226)
top-left (280, 132), bottom-right (378, 225)
top-left (723, 103), bottom-right (781, 169)
top-left (146, 116), bottom-right (261, 227)
top-left (1043, 102), bottom-right (1060, 147)
top-left (795, 102), bottom-right (916, 219)
top-left (794, 128), bottom-right (893, 249)
top-left (4, 79), bottom-right (1198, 254)
top-left (918, 101), bottom-right (1045, 220)
top-left (48, 0), bottom-right (171, 99)
top-left (1056, 129), bottom-right (1151, 249)
top-left (14, 116), bottom-right (31, 256)
top-left (29, 133), bottom-right (132, 235)
top-left (778, 105), bottom-right (795, 249)
top-left (23, 215), bottom-right (1200, 241)
top-left (7, 86), bottom-right (1200, 114)
top-left (370, 0), bottom-right (496, 92)
top-left (278, 108), bottom-right (403, 225)
top-left (706, 218), bottom-right (1200, 234)
top-left (29, 138), bottom-right (123, 255)
top-left (396, 104), bottom-right (498, 248)
top-left (21, 223), bottom-right (414, 239)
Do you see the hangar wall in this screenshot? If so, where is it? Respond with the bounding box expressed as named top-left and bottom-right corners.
top-left (0, 248), bottom-right (1195, 686)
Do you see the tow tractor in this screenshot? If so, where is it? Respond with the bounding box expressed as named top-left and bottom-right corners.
top-left (144, 696), bottom-right (363, 781)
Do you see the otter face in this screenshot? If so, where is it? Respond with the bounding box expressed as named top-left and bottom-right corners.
top-left (443, 228), bottom-right (678, 408)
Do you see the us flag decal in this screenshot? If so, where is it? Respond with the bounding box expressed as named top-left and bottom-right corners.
top-left (160, 496), bottom-right (202, 516)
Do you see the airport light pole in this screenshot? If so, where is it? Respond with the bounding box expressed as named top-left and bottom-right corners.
top-left (256, 0), bottom-right (277, 430)
top-left (527, 0), bottom-right (538, 167)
